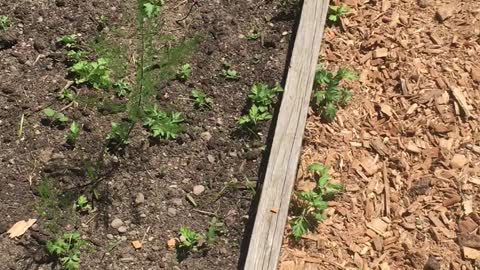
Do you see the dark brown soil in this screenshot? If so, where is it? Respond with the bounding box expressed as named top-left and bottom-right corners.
top-left (0, 0), bottom-right (296, 269)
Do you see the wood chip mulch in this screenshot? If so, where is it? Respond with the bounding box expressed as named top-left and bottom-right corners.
top-left (280, 0), bottom-right (480, 269)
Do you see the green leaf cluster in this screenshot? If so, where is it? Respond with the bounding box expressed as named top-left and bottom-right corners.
top-left (69, 58), bottom-right (112, 90)
top-left (222, 68), bottom-right (239, 80)
top-left (238, 83), bottom-right (283, 127)
top-left (46, 233), bottom-right (85, 270)
top-left (43, 108), bottom-right (70, 124)
top-left (143, 105), bottom-right (183, 140)
top-left (290, 163), bottom-right (343, 240)
top-left (176, 64), bottom-right (192, 81)
top-left (328, 4), bottom-right (350, 23)
top-left (106, 121), bottom-right (130, 148)
top-left (178, 226), bottom-right (202, 251)
top-left (58, 34), bottom-right (77, 48)
top-left (313, 66), bottom-right (357, 122)
top-left (0, 15), bottom-right (12, 30)
top-left (75, 195), bottom-right (92, 212)
top-left (66, 122), bottom-right (80, 145)
top-left (191, 89), bottom-right (213, 109)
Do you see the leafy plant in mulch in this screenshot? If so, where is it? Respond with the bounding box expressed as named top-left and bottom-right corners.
top-left (177, 218), bottom-right (225, 255)
top-left (313, 66), bottom-right (357, 122)
top-left (47, 232), bottom-right (86, 270)
top-left (65, 122), bottom-right (80, 145)
top-left (327, 3), bottom-right (350, 23)
top-left (176, 63), bottom-right (192, 81)
top-left (143, 105), bottom-right (184, 140)
top-left (290, 163), bottom-right (343, 240)
top-left (69, 58), bottom-right (112, 90)
top-left (191, 89), bottom-right (213, 109)
top-left (238, 82), bottom-right (283, 127)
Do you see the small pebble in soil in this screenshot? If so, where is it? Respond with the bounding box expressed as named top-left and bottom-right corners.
top-left (200, 131), bottom-right (212, 142)
top-left (135, 193), bottom-right (145, 204)
top-left (171, 198), bottom-right (183, 206)
top-left (106, 234), bottom-right (114, 240)
top-left (167, 207), bottom-right (177, 217)
top-left (117, 226), bottom-right (127, 233)
top-left (207, 154), bottom-right (215, 163)
top-left (193, 185), bottom-right (205, 195)
top-left (111, 218), bottom-right (124, 229)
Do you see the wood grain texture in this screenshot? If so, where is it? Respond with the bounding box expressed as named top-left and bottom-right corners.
top-left (244, 1), bottom-right (330, 269)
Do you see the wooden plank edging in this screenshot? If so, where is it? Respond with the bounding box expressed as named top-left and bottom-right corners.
top-left (244, 1), bottom-right (330, 269)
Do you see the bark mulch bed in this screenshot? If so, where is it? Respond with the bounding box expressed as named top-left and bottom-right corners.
top-left (281, 0), bottom-right (480, 269)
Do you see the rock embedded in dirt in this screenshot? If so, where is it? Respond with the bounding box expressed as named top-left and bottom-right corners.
top-left (117, 226), bottom-right (127, 233)
top-left (1, 85), bottom-right (15, 95)
top-left (193, 185), bottom-right (205, 195)
top-left (207, 154), bottom-right (215, 163)
top-left (0, 33), bottom-right (18, 50)
top-left (171, 198), bottom-right (183, 206)
top-left (167, 207), bottom-right (177, 217)
top-left (111, 218), bottom-right (124, 229)
top-left (200, 131), bottom-right (212, 142)
top-left (106, 234), bottom-right (114, 240)
top-left (55, 0), bottom-right (66, 7)
top-left (135, 193), bottom-right (145, 205)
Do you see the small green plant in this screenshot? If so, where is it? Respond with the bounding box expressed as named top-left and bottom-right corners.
top-left (47, 232), bottom-right (85, 270)
top-left (43, 108), bottom-right (70, 124)
top-left (75, 195), bottom-right (91, 212)
top-left (177, 226), bottom-right (203, 252)
top-left (113, 79), bottom-right (132, 97)
top-left (176, 64), bottom-right (192, 81)
top-left (290, 163), bottom-right (343, 240)
top-left (58, 89), bottom-right (76, 102)
top-left (143, 105), bottom-right (183, 139)
top-left (222, 68), bottom-right (239, 80)
top-left (66, 122), bottom-right (80, 145)
top-left (58, 34), bottom-right (77, 48)
top-left (238, 105), bottom-right (272, 126)
top-left (238, 83), bottom-right (283, 127)
top-left (205, 217), bottom-right (225, 245)
top-left (313, 67), bottom-right (357, 122)
top-left (191, 89), bottom-right (213, 109)
top-left (0, 16), bottom-right (12, 30)
top-left (249, 82), bottom-right (283, 108)
top-left (69, 58), bottom-right (112, 90)
top-left (142, 0), bottom-right (164, 18)
top-left (246, 29), bottom-right (260, 40)
top-left (106, 121), bottom-right (130, 148)
top-left (67, 50), bottom-right (87, 63)
top-left (328, 4), bottom-right (350, 23)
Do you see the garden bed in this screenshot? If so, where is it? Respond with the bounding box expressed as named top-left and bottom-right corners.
top-left (0, 0), bottom-right (297, 269)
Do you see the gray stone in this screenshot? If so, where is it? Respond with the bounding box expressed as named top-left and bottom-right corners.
top-left (171, 198), bottom-right (183, 206)
top-left (111, 218), bottom-right (123, 229)
top-left (200, 131), bottom-right (212, 141)
top-left (135, 193), bottom-right (145, 204)
top-left (193, 185), bottom-right (205, 195)
top-left (118, 226), bottom-right (127, 233)
top-left (207, 154), bottom-right (215, 163)
top-left (167, 208), bottom-right (177, 217)
top-left (106, 234), bottom-right (114, 240)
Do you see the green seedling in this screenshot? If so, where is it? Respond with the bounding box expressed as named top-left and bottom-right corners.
top-left (328, 4), bottom-right (350, 23)
top-left (142, 0), bottom-right (164, 18)
top-left (249, 82), bottom-right (283, 108)
top-left (66, 122), bottom-right (80, 145)
top-left (290, 163), bottom-right (343, 240)
top-left (246, 29), bottom-right (260, 40)
top-left (75, 195), bottom-right (91, 212)
top-left (47, 232), bottom-right (85, 270)
top-left (43, 108), bottom-right (70, 124)
top-left (113, 79), bottom-right (132, 97)
top-left (69, 58), bottom-right (112, 90)
top-left (191, 89), bottom-right (213, 109)
top-left (106, 121), bottom-right (130, 148)
top-left (0, 16), bottom-right (12, 30)
top-left (58, 34), bottom-right (77, 48)
top-left (67, 50), bottom-right (87, 63)
top-left (222, 68), bottom-right (239, 80)
top-left (177, 226), bottom-right (203, 252)
top-left (143, 105), bottom-right (183, 140)
top-left (238, 105), bottom-right (272, 126)
top-left (313, 66), bottom-right (357, 122)
top-left (205, 217), bottom-right (225, 245)
top-left (58, 89), bottom-right (76, 102)
top-left (176, 64), bottom-right (192, 81)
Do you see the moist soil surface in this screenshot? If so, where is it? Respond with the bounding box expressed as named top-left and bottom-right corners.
top-left (0, 0), bottom-right (296, 269)
top-left (281, 0), bottom-right (480, 269)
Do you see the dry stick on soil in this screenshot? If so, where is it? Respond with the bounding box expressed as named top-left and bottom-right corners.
top-left (245, 1), bottom-right (330, 269)
top-left (383, 162), bottom-right (391, 217)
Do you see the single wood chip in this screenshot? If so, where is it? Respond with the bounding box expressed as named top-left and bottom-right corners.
top-left (471, 66), bottom-right (480, 82)
top-left (270, 208), bottom-right (279, 214)
top-left (371, 137), bottom-right (390, 157)
top-left (467, 177), bottom-right (480, 186)
top-left (131, 240), bottom-right (142, 250)
top-left (367, 218), bottom-right (389, 236)
top-left (463, 247), bottom-right (480, 260)
top-left (451, 154), bottom-right (468, 169)
top-left (449, 86), bottom-right (471, 118)
top-left (166, 238), bottom-right (177, 250)
top-left (380, 104), bottom-right (393, 117)
top-left (360, 156), bottom-right (379, 176)
top-left (436, 5), bottom-right (455, 22)
top-left (374, 48), bottom-right (389, 58)
top-left (463, 199), bottom-right (473, 215)
top-left (7, 219), bottom-right (37, 238)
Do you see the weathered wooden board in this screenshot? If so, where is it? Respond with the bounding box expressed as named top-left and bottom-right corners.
top-left (244, 1), bottom-right (330, 269)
